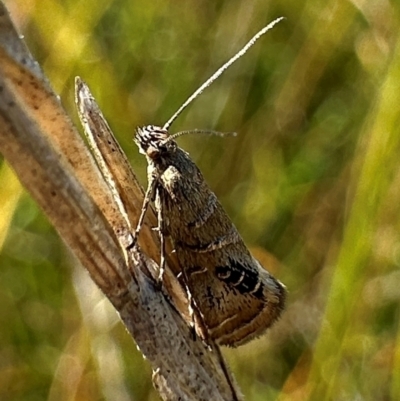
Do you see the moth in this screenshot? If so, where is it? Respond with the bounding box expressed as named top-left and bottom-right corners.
top-left (134, 18), bottom-right (286, 347)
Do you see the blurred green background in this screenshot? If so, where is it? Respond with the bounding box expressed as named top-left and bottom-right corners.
top-left (1, 0), bottom-right (400, 400)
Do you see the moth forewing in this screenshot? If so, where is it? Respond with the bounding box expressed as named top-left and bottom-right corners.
top-left (135, 126), bottom-right (285, 346)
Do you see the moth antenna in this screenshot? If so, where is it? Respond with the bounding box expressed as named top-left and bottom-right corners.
top-left (162, 16), bottom-right (285, 131)
top-left (164, 129), bottom-right (237, 144)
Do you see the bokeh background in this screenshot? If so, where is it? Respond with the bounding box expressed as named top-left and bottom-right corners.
top-left (1, 0), bottom-right (400, 400)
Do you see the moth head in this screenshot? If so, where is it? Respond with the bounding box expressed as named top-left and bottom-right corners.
top-left (135, 125), bottom-right (176, 159)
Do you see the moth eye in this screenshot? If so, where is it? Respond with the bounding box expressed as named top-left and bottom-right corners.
top-left (147, 145), bottom-right (159, 158)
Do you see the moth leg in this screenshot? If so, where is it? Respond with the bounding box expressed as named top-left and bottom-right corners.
top-left (130, 171), bottom-right (158, 248)
top-left (154, 187), bottom-right (166, 282)
top-left (174, 272), bottom-right (194, 339)
top-left (191, 298), bottom-right (211, 348)
top-left (179, 270), bottom-right (210, 347)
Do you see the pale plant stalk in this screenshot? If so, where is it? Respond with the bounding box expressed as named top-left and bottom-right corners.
top-left (0, 3), bottom-right (241, 400)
